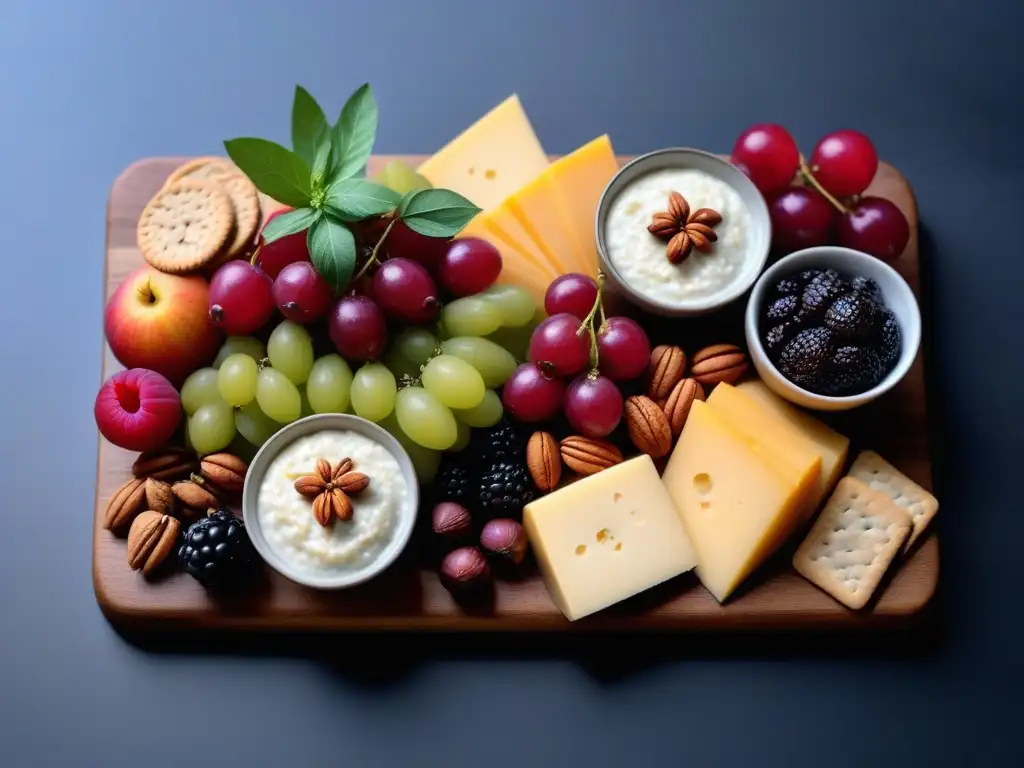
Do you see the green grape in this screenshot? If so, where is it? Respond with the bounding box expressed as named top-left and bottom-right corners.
top-left (440, 337), bottom-right (517, 388)
top-left (442, 297), bottom-right (503, 337)
top-left (484, 324), bottom-right (535, 363)
top-left (450, 418), bottom-right (471, 452)
top-left (182, 416), bottom-right (194, 453)
top-left (298, 385), bottom-right (315, 417)
top-left (478, 284), bottom-right (536, 328)
top-left (452, 389), bottom-right (503, 428)
top-left (306, 354), bottom-right (353, 414)
top-left (235, 401), bottom-right (280, 446)
top-left (267, 320), bottom-right (314, 385)
top-left (374, 159), bottom-right (432, 195)
top-left (395, 327), bottom-right (439, 367)
top-left (434, 316), bottom-right (452, 341)
top-left (256, 368), bottom-right (302, 423)
top-left (420, 354), bottom-right (485, 409)
top-left (214, 336), bottom-right (266, 368)
top-left (188, 401), bottom-right (236, 454)
top-left (217, 353), bottom-right (258, 407)
top-left (382, 346), bottom-right (420, 382)
top-left (380, 413), bottom-right (441, 483)
top-left (180, 367), bottom-right (223, 415)
top-left (350, 362), bottom-right (397, 422)
top-left (395, 386), bottom-right (457, 450)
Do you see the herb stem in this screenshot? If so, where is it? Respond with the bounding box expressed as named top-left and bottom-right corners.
top-left (353, 217), bottom-right (397, 283)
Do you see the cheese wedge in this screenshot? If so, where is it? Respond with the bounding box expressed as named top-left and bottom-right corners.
top-left (662, 400), bottom-right (820, 603)
top-left (417, 95), bottom-right (549, 212)
top-left (505, 174), bottom-right (589, 277)
top-left (484, 201), bottom-right (567, 278)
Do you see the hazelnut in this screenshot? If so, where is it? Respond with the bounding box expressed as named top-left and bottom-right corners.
top-left (431, 502), bottom-right (473, 541)
top-left (479, 518), bottom-right (528, 565)
top-left (439, 546), bottom-right (491, 594)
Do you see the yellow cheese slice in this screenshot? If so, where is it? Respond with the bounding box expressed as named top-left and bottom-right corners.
top-left (460, 215), bottom-right (555, 280)
top-left (484, 202), bottom-right (568, 278)
top-left (417, 95), bottom-right (549, 212)
top-left (542, 135), bottom-right (619, 278)
top-left (524, 455), bottom-right (697, 622)
top-left (661, 400), bottom-right (820, 603)
top-left (505, 174), bottom-right (590, 277)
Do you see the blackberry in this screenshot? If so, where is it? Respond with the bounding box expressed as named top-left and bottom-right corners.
top-left (876, 311), bottom-right (901, 367)
top-left (764, 323), bottom-right (794, 360)
top-left (850, 275), bottom-right (882, 301)
top-left (178, 510), bottom-right (259, 590)
top-left (800, 269), bottom-right (846, 316)
top-left (478, 461), bottom-right (535, 520)
top-left (771, 277), bottom-right (802, 297)
top-left (476, 420), bottom-right (529, 466)
top-left (778, 327), bottom-right (834, 389)
top-left (796, 269), bottom-right (824, 286)
top-left (822, 346), bottom-right (886, 396)
top-left (435, 462), bottom-right (474, 506)
top-left (824, 292), bottom-right (880, 343)
top-left (764, 294), bottom-right (799, 323)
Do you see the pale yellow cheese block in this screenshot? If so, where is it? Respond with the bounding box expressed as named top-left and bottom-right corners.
top-left (505, 172), bottom-right (590, 277)
top-left (482, 201), bottom-right (568, 278)
top-left (735, 380), bottom-right (849, 522)
top-left (524, 455), bottom-right (698, 622)
top-left (417, 94), bottom-right (549, 212)
top-left (662, 400), bottom-right (820, 603)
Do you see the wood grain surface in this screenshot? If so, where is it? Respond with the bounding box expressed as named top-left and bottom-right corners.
top-left (94, 156), bottom-right (938, 632)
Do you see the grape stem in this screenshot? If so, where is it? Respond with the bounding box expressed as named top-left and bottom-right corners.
top-left (352, 217), bottom-right (398, 283)
top-left (576, 270), bottom-right (607, 369)
top-left (798, 154), bottom-right (851, 215)
top-left (249, 241), bottom-right (262, 267)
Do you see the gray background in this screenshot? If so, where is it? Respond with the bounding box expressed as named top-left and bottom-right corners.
top-left (1, 0), bottom-right (1021, 765)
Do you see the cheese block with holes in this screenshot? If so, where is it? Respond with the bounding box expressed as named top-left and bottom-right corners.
top-left (661, 400), bottom-right (820, 603)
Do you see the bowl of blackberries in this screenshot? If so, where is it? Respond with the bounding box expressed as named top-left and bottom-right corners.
top-left (744, 246), bottom-right (921, 410)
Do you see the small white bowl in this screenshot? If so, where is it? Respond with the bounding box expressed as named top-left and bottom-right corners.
top-left (744, 246), bottom-right (922, 411)
top-left (595, 147), bottom-right (771, 317)
top-left (241, 413), bottom-right (419, 590)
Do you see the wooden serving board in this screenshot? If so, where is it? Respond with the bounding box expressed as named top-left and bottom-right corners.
top-left (94, 155), bottom-right (938, 632)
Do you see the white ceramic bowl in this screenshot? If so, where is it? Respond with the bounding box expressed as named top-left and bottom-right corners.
top-left (241, 413), bottom-right (419, 590)
top-left (595, 147), bottom-right (771, 317)
top-left (744, 246), bottom-right (922, 411)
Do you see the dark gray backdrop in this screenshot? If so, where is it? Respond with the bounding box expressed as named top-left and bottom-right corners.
top-left (1, 0), bottom-right (1021, 765)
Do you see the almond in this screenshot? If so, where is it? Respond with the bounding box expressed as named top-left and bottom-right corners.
top-left (527, 431), bottom-right (562, 492)
top-left (199, 453), bottom-right (248, 495)
top-left (663, 378), bottom-right (704, 437)
top-left (127, 511), bottom-right (181, 576)
top-left (624, 396), bottom-right (673, 458)
top-left (559, 436), bottom-right (623, 476)
top-left (648, 345), bottom-right (686, 399)
top-left (690, 343), bottom-right (749, 386)
top-left (104, 477), bottom-right (147, 532)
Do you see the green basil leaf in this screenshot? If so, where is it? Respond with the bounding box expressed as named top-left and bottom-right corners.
top-left (224, 138), bottom-right (312, 208)
top-left (261, 207), bottom-right (320, 245)
top-left (330, 83), bottom-right (378, 180)
top-left (307, 215), bottom-right (356, 291)
top-left (291, 85), bottom-right (330, 167)
top-left (311, 139), bottom-right (333, 187)
top-left (324, 178), bottom-right (401, 221)
top-left (398, 188), bottom-right (481, 238)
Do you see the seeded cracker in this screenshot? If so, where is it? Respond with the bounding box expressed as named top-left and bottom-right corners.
top-left (793, 477), bottom-right (912, 610)
top-left (847, 450), bottom-right (938, 549)
top-left (217, 173), bottom-right (262, 260)
top-left (137, 181), bottom-right (233, 273)
top-left (165, 156), bottom-right (238, 186)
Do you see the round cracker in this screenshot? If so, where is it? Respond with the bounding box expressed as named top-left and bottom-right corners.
top-left (165, 156), bottom-right (237, 187)
top-left (137, 181), bottom-right (234, 274)
top-left (219, 173), bottom-right (262, 258)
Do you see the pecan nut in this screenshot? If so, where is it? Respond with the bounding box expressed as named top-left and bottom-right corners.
top-left (527, 431), bottom-right (562, 492)
top-left (172, 475), bottom-right (219, 516)
top-left (127, 511), bottom-right (181, 576)
top-left (131, 447), bottom-right (197, 481)
top-left (144, 477), bottom-right (175, 516)
top-left (648, 345), bottom-right (686, 399)
top-left (690, 344), bottom-right (749, 386)
top-left (104, 477), bottom-right (147, 532)
top-left (624, 396), bottom-right (673, 458)
top-left (663, 378), bottom-right (705, 437)
top-left (199, 453), bottom-right (248, 495)
top-left (559, 436), bottom-right (623, 476)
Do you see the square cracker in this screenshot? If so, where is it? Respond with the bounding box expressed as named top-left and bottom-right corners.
top-left (848, 450), bottom-right (938, 548)
top-left (793, 477), bottom-right (912, 610)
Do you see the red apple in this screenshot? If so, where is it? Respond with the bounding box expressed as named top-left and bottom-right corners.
top-left (104, 266), bottom-right (220, 385)
top-left (256, 207), bottom-right (311, 279)
top-left (95, 368), bottom-right (181, 451)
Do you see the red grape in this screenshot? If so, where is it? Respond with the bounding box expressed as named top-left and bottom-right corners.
top-left (501, 363), bottom-right (565, 423)
top-left (372, 257), bottom-right (440, 324)
top-left (329, 295), bottom-right (388, 361)
top-left (384, 220), bottom-right (450, 272)
top-left (810, 130), bottom-right (878, 197)
top-left (528, 313), bottom-right (590, 377)
top-left (596, 317), bottom-right (651, 381)
top-left (544, 273), bottom-right (598, 320)
top-left (731, 124), bottom-right (800, 193)
top-left (564, 374), bottom-right (623, 438)
top-left (768, 187), bottom-right (838, 253)
top-left (256, 208), bottom-right (311, 279)
top-left (836, 197), bottom-right (910, 261)
top-left (208, 260), bottom-right (274, 335)
top-left (437, 238), bottom-right (502, 296)
top-left (273, 262), bottom-right (333, 323)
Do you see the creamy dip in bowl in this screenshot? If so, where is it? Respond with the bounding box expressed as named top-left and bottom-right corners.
top-left (596, 148), bottom-right (771, 317)
top-left (242, 414), bottom-right (418, 589)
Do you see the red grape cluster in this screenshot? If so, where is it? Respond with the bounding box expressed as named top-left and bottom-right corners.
top-left (206, 210), bottom-right (503, 361)
top-left (502, 273), bottom-right (652, 438)
top-left (731, 125), bottom-right (910, 261)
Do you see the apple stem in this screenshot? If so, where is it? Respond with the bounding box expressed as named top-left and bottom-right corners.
top-left (798, 154), bottom-right (851, 215)
top-left (353, 218), bottom-right (397, 283)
